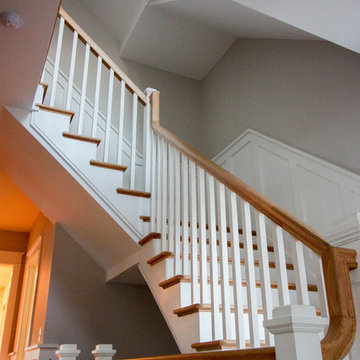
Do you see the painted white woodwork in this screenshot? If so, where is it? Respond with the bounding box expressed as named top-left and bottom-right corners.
top-left (189, 160), bottom-right (199, 304)
top-left (130, 93), bottom-right (138, 189)
top-left (25, 344), bottom-right (59, 360)
top-left (254, 211), bottom-right (274, 346)
top-left (174, 149), bottom-right (181, 275)
top-left (150, 132), bottom-right (157, 233)
top-left (273, 225), bottom-right (290, 306)
top-left (77, 43), bottom-right (90, 134)
top-left (156, 136), bottom-right (162, 234)
top-left (206, 174), bottom-right (221, 340)
top-left (182, 155), bottom-right (189, 275)
top-left (92, 344), bottom-right (116, 360)
top-left (143, 89), bottom-right (152, 192)
top-left (291, 240), bottom-right (310, 305)
top-left (49, 17), bottom-right (64, 107)
top-left (65, 30), bottom-right (78, 111)
top-left (240, 200), bottom-right (260, 347)
top-left (56, 344), bottom-right (81, 360)
top-left (103, 68), bottom-right (114, 162)
top-left (214, 129), bottom-right (360, 235)
top-left (168, 146), bottom-right (175, 253)
top-left (43, 60), bottom-right (144, 181)
top-left (217, 182), bottom-right (232, 339)
top-left (91, 56), bottom-right (103, 138)
top-left (198, 168), bottom-right (208, 304)
top-left (228, 191), bottom-right (246, 348)
top-left (264, 305), bottom-right (327, 360)
top-left (161, 140), bottom-right (168, 251)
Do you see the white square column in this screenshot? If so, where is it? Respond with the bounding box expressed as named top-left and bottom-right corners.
top-left (264, 305), bottom-right (328, 360)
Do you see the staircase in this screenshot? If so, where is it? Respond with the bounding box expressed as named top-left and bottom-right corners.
top-left (8, 6), bottom-right (358, 360)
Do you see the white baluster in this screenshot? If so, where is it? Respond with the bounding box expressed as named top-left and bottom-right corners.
top-left (161, 140), bottom-right (168, 252)
top-left (65, 30), bottom-right (78, 110)
top-left (49, 16), bottom-right (65, 107)
top-left (129, 93), bottom-right (138, 189)
top-left (143, 94), bottom-right (151, 192)
top-left (91, 55), bottom-right (102, 137)
top-left (168, 146), bottom-right (175, 253)
top-left (217, 182), bottom-right (231, 340)
top-left (103, 68), bottom-right (114, 162)
top-left (273, 225), bottom-right (290, 306)
top-left (292, 239), bottom-right (310, 305)
top-left (240, 200), bottom-right (260, 347)
top-left (182, 155), bottom-right (189, 275)
top-left (315, 256), bottom-right (329, 321)
top-left (198, 167), bottom-right (208, 303)
top-left (174, 149), bottom-right (181, 275)
top-left (156, 137), bottom-right (162, 235)
top-left (255, 211), bottom-right (274, 346)
top-left (150, 132), bottom-right (157, 233)
top-left (77, 43), bottom-right (90, 134)
top-left (190, 160), bottom-right (199, 304)
top-left (228, 191), bottom-right (245, 348)
top-left (117, 80), bottom-right (125, 187)
top-left (207, 174), bottom-right (221, 340)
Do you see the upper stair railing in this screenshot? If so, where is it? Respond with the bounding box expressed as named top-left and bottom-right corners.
top-left (148, 91), bottom-right (357, 359)
top-left (44, 7), bottom-right (152, 192)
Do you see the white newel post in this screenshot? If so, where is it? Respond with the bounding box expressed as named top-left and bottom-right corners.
top-left (92, 344), bottom-right (116, 360)
top-left (56, 344), bottom-right (81, 360)
top-left (263, 305), bottom-right (328, 360)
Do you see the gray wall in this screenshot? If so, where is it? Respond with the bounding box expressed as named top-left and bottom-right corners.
top-left (201, 39), bottom-right (360, 174)
top-left (44, 224), bottom-right (179, 359)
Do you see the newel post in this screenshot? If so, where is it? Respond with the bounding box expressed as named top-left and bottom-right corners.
top-left (149, 90), bottom-right (160, 124)
top-left (56, 344), bottom-right (81, 360)
top-left (264, 305), bottom-right (328, 360)
top-left (92, 344), bottom-right (116, 360)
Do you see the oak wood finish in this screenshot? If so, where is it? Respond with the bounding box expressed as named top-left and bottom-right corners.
top-left (90, 160), bottom-right (127, 172)
top-left (150, 91), bottom-right (357, 359)
top-left (116, 188), bottom-right (151, 198)
top-left (140, 215), bottom-right (151, 223)
top-left (147, 251), bottom-right (173, 266)
top-left (139, 232), bottom-right (161, 246)
top-left (119, 347), bottom-right (275, 360)
top-left (62, 132), bottom-right (101, 146)
top-left (37, 103), bottom-right (75, 121)
top-left (58, 7), bottom-right (147, 105)
top-left (191, 340), bottom-right (267, 352)
top-left (40, 82), bottom-right (48, 103)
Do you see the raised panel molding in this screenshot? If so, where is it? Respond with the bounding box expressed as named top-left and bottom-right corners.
top-left (213, 129), bottom-right (360, 235)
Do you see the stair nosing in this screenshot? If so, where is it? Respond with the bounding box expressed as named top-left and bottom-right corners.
top-left (139, 232), bottom-right (161, 246)
top-left (90, 159), bottom-right (127, 172)
top-left (62, 132), bottom-right (102, 146)
top-left (36, 103), bottom-right (75, 121)
top-left (116, 188), bottom-right (151, 198)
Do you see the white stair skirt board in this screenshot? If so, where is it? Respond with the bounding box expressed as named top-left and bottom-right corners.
top-left (213, 129), bottom-right (360, 236)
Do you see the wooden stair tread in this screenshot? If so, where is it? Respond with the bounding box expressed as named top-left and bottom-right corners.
top-left (116, 188), bottom-right (151, 198)
top-left (191, 340), bottom-right (267, 352)
top-left (159, 275), bottom-right (318, 292)
top-left (142, 217), bottom-right (256, 236)
top-left (139, 232), bottom-right (273, 252)
top-left (63, 132), bottom-right (101, 145)
top-left (147, 251), bottom-right (172, 266)
top-left (139, 232), bottom-right (161, 246)
top-left (119, 347), bottom-right (275, 359)
top-left (37, 103), bottom-right (75, 121)
top-left (90, 160), bottom-right (127, 172)
top-left (149, 251), bottom-right (294, 270)
top-left (173, 303), bottom-right (322, 317)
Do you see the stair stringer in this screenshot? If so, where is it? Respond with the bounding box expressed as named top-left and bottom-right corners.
top-left (1, 105), bottom-right (145, 270)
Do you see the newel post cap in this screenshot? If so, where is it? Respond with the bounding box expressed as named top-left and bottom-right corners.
top-left (56, 344), bottom-right (81, 359)
top-left (92, 344), bottom-right (116, 359)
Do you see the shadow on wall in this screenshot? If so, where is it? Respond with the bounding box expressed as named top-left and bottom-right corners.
top-left (43, 224), bottom-right (179, 360)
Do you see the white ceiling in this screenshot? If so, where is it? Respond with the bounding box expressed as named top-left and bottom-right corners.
top-left (78, 0), bottom-right (321, 80)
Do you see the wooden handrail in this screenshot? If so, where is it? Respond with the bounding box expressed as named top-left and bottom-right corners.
top-left (58, 6), bottom-right (147, 105)
top-left (150, 91), bottom-right (357, 359)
